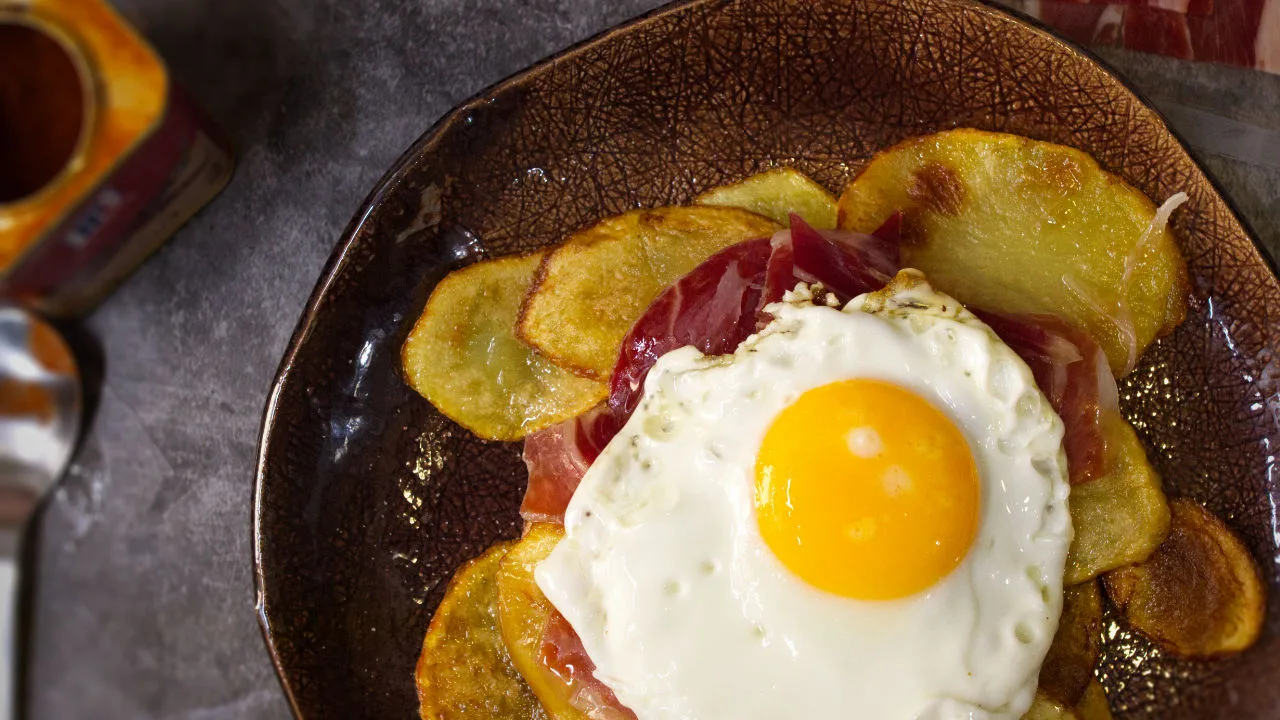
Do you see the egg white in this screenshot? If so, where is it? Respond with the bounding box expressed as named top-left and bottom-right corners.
top-left (536, 272), bottom-right (1073, 720)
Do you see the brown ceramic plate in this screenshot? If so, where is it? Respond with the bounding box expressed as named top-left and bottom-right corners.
top-left (253, 0), bottom-right (1280, 717)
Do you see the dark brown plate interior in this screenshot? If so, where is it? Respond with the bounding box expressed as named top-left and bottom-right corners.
top-left (253, 0), bottom-right (1280, 717)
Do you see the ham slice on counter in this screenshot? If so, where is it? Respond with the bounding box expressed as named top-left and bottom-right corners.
top-left (998, 0), bottom-right (1280, 73)
top-left (1039, 1), bottom-right (1213, 17)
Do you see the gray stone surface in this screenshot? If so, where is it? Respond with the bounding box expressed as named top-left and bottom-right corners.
top-left (18, 1), bottom-right (1280, 719)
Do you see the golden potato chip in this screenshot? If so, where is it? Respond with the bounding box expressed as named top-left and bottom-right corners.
top-left (517, 207), bottom-right (780, 379)
top-left (1039, 581), bottom-right (1103, 708)
top-left (1104, 498), bottom-right (1266, 658)
top-left (402, 252), bottom-right (606, 441)
top-left (1021, 692), bottom-right (1079, 720)
top-left (496, 524), bottom-right (587, 720)
top-left (1065, 412), bottom-right (1171, 585)
top-left (415, 541), bottom-right (548, 720)
top-left (695, 167), bottom-right (838, 228)
top-left (837, 128), bottom-right (1188, 375)
top-left (1075, 681), bottom-right (1114, 720)
top-left (1021, 682), bottom-right (1113, 720)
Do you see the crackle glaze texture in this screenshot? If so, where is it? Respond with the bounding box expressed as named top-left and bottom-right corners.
top-left (253, 0), bottom-right (1280, 718)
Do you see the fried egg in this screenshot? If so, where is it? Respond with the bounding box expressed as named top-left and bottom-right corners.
top-left (535, 270), bottom-right (1072, 720)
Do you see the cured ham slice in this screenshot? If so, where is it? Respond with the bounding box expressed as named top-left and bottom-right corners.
top-left (788, 215), bottom-right (899, 299)
top-left (1124, 5), bottom-right (1195, 59)
top-left (997, 0), bottom-right (1279, 73)
top-left (1186, 0), bottom-right (1273, 69)
top-left (607, 237), bottom-right (774, 421)
top-left (977, 310), bottom-right (1119, 484)
top-left (520, 403), bottom-right (618, 524)
top-left (1021, 1), bottom-right (1128, 45)
top-left (538, 610), bottom-right (638, 720)
top-left (1056, 1), bottom-right (1211, 16)
top-left (609, 214), bottom-right (899, 421)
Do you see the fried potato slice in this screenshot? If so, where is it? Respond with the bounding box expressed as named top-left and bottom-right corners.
top-left (495, 523), bottom-right (587, 720)
top-left (1075, 681), bottom-right (1114, 720)
top-left (1104, 498), bottom-right (1266, 658)
top-left (517, 207), bottom-right (780, 379)
top-left (415, 541), bottom-right (549, 720)
top-left (837, 129), bottom-right (1188, 375)
top-left (695, 167), bottom-right (838, 229)
top-left (1039, 581), bottom-right (1103, 708)
top-left (1022, 682), bottom-right (1114, 720)
top-left (1022, 692), bottom-right (1079, 720)
top-left (403, 252), bottom-right (607, 441)
top-left (1065, 412), bottom-right (1171, 585)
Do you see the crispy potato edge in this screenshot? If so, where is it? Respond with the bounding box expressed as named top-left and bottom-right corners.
top-left (1103, 497), bottom-right (1267, 659)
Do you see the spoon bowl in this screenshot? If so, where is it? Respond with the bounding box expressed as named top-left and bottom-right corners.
top-left (0, 306), bottom-right (80, 553)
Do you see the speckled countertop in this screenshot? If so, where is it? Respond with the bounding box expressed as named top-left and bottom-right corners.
top-left (19, 0), bottom-right (1280, 718)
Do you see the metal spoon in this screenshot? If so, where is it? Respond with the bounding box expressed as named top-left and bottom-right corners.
top-left (0, 305), bottom-right (81, 718)
top-left (0, 306), bottom-right (79, 548)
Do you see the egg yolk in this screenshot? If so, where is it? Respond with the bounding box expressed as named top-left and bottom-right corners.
top-left (754, 379), bottom-right (980, 600)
